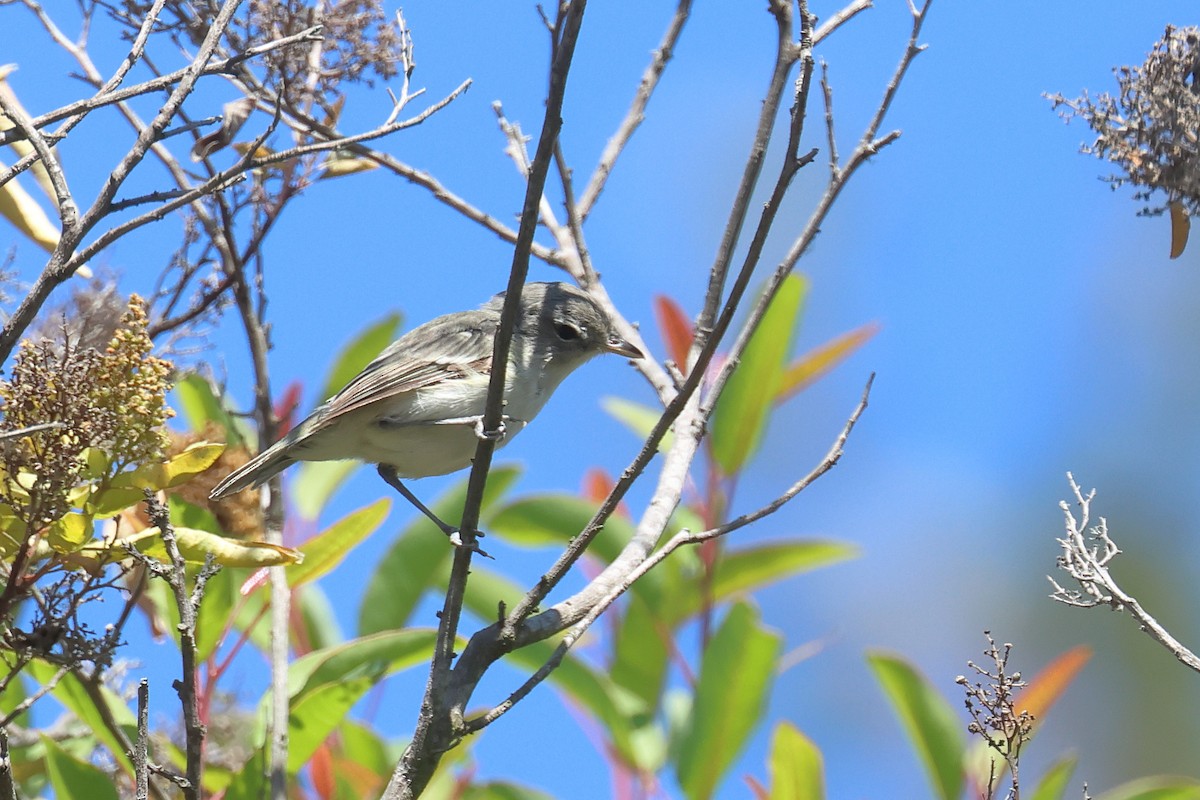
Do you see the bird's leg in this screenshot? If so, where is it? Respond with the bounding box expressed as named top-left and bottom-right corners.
top-left (423, 414), bottom-right (510, 442)
top-left (376, 465), bottom-right (491, 557)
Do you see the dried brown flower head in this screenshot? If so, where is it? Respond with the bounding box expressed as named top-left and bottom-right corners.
top-left (168, 423), bottom-right (264, 540)
top-left (1050, 25), bottom-right (1200, 216)
top-left (247, 0), bottom-right (402, 115)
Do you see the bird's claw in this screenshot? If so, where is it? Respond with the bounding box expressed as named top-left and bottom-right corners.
top-left (473, 416), bottom-right (506, 442)
top-left (449, 528), bottom-right (492, 559)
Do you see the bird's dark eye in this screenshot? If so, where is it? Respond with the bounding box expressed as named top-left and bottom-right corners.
top-left (554, 322), bottom-right (581, 341)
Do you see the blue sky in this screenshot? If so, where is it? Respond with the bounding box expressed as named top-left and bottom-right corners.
top-left (6, 1), bottom-right (1200, 797)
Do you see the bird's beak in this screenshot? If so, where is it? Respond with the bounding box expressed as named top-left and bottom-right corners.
top-left (605, 335), bottom-right (643, 359)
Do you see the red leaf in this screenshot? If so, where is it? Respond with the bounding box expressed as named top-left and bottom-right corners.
top-left (744, 775), bottom-right (770, 800)
top-left (274, 381), bottom-right (304, 438)
top-left (654, 295), bottom-right (694, 369)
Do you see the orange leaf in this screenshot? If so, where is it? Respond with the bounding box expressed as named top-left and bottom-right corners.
top-left (582, 467), bottom-right (629, 518)
top-left (310, 741), bottom-right (335, 800)
top-left (1015, 644), bottom-right (1091, 722)
top-left (654, 295), bottom-right (694, 369)
top-left (775, 322), bottom-right (880, 404)
top-left (1170, 200), bottom-right (1190, 259)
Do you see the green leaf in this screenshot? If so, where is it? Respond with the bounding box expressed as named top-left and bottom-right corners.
top-left (610, 593), bottom-right (671, 709)
top-left (87, 487), bottom-right (146, 517)
top-left (710, 539), bottom-right (854, 616)
top-left (290, 498), bottom-right (390, 587)
top-left (173, 373), bottom-right (244, 445)
top-left (27, 660), bottom-right (136, 774)
top-left (292, 460), bottom-right (359, 520)
top-left (1093, 778), bottom-right (1200, 800)
top-left (288, 675), bottom-right (377, 772)
top-left (488, 493), bottom-right (634, 564)
top-left (867, 650), bottom-right (965, 800)
top-left (461, 567), bottom-right (656, 768)
top-left (194, 562), bottom-right (240, 662)
top-left (675, 601), bottom-right (783, 800)
top-left (1030, 755), bottom-right (1077, 800)
top-left (709, 273), bottom-right (807, 475)
top-left (337, 719), bottom-right (392, 784)
top-left (358, 466), bottom-right (520, 635)
top-left (297, 583), bottom-right (344, 651)
top-left (169, 494), bottom-right (223, 534)
top-left (461, 783), bottom-right (556, 800)
top-left (319, 313), bottom-right (402, 403)
top-left (42, 736), bottom-right (120, 800)
top-left (222, 748), bottom-right (267, 800)
top-left (282, 630), bottom-right (436, 771)
top-left (288, 629), bottom-right (436, 698)
top-left (601, 396), bottom-right (672, 451)
top-left (768, 721), bottom-right (823, 800)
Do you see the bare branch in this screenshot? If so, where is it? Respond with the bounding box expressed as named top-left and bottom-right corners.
top-left (577, 0), bottom-right (692, 220)
top-left (812, 0), bottom-right (873, 43)
top-left (466, 377), bottom-right (871, 732)
top-left (383, 5), bottom-right (592, 796)
top-left (1051, 474), bottom-right (1200, 673)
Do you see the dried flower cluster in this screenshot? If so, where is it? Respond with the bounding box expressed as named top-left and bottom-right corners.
top-left (169, 423), bottom-right (263, 539)
top-left (1050, 25), bottom-right (1200, 216)
top-left (111, 0), bottom-right (402, 116)
top-left (0, 295), bottom-right (174, 529)
top-left (956, 632), bottom-right (1034, 797)
top-left (246, 0), bottom-right (403, 114)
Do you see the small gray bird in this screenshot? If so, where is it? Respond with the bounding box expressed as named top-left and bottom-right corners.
top-left (209, 282), bottom-right (641, 505)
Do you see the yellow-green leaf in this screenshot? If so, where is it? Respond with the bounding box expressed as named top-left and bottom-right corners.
top-left (0, 65), bottom-right (58, 201)
top-left (46, 512), bottom-right (93, 552)
top-left (768, 722), bottom-right (824, 800)
top-left (42, 736), bottom-right (121, 800)
top-left (601, 396), bottom-right (672, 452)
top-left (80, 447), bottom-right (110, 480)
top-left (319, 152), bottom-right (380, 179)
top-left (87, 487), bottom-right (147, 518)
top-left (113, 442), bottom-right (225, 490)
top-left (675, 601), bottom-right (782, 800)
top-left (0, 161), bottom-right (58, 251)
top-left (120, 526), bottom-right (302, 566)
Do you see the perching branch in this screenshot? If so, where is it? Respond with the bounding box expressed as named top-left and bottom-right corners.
top-left (464, 374), bottom-right (872, 733)
top-left (382, 4), bottom-right (591, 797)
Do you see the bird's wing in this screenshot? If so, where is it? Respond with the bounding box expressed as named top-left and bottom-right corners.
top-left (311, 310), bottom-right (498, 428)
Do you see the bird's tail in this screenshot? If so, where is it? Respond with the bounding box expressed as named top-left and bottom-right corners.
top-left (209, 442), bottom-right (296, 500)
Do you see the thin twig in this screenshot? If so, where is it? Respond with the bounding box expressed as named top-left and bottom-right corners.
top-left (135, 680), bottom-right (149, 800)
top-left (145, 494), bottom-right (212, 800)
top-left (466, 377), bottom-right (871, 731)
top-left (1050, 474), bottom-right (1200, 673)
top-left (577, 0), bottom-right (693, 220)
